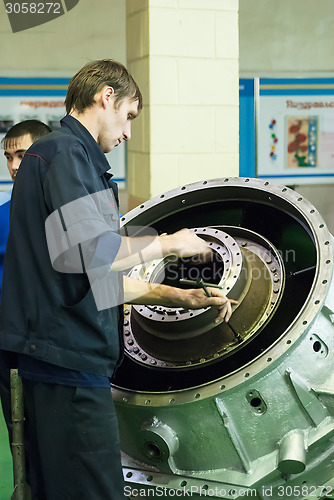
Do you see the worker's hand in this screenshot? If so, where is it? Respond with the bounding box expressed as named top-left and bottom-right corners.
top-left (174, 287), bottom-right (238, 323)
top-left (161, 228), bottom-right (212, 261)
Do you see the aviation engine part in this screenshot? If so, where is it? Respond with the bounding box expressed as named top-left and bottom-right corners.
top-left (111, 177), bottom-right (334, 499)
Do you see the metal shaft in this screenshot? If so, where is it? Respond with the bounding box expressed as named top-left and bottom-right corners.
top-left (10, 369), bottom-right (27, 500)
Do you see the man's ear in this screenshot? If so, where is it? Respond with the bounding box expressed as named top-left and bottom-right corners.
top-left (101, 86), bottom-right (115, 109)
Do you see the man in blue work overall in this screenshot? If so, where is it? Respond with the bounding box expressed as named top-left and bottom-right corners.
top-left (0, 120), bottom-right (51, 455)
top-left (0, 60), bottom-right (235, 500)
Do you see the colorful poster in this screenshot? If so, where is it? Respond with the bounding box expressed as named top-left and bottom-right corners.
top-left (257, 78), bottom-right (334, 184)
top-left (286, 116), bottom-right (317, 169)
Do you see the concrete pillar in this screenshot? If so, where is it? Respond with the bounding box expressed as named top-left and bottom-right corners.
top-left (126, 0), bottom-right (239, 209)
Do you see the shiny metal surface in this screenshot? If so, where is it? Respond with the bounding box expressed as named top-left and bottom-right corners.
top-left (111, 177), bottom-right (334, 499)
top-left (126, 225), bottom-right (284, 369)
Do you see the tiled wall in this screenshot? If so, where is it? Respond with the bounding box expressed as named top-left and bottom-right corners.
top-left (126, 0), bottom-right (239, 207)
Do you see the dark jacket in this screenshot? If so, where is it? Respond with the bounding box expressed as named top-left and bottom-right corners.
top-left (0, 115), bottom-right (124, 377)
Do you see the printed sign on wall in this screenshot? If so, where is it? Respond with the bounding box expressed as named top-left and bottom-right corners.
top-left (257, 78), bottom-right (334, 184)
top-left (0, 77), bottom-right (126, 189)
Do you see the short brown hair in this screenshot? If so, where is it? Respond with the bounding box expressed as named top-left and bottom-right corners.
top-left (2, 120), bottom-right (51, 149)
top-left (65, 59), bottom-right (143, 114)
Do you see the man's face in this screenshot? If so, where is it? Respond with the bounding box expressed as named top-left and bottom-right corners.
top-left (98, 96), bottom-right (139, 153)
top-left (4, 133), bottom-right (33, 181)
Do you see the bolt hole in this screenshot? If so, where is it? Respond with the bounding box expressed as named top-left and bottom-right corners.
top-left (267, 357), bottom-right (272, 362)
top-left (126, 471), bottom-right (132, 478)
top-left (140, 205), bottom-right (144, 209)
top-left (160, 194), bottom-right (165, 198)
top-left (220, 384), bottom-right (225, 390)
top-left (203, 181), bottom-right (207, 185)
top-left (250, 397), bottom-right (262, 407)
top-left (195, 393), bottom-right (200, 399)
top-left (147, 475), bottom-right (153, 482)
top-left (313, 341), bottom-right (321, 352)
top-left (181, 481), bottom-right (187, 487)
top-left (302, 321), bottom-right (307, 325)
top-left (245, 372), bottom-right (250, 378)
top-left (287, 340), bottom-right (291, 344)
top-left (145, 443), bottom-right (161, 460)
top-left (181, 186), bottom-right (186, 190)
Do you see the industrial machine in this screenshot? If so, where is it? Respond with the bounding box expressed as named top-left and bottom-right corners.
top-left (111, 177), bottom-right (334, 499)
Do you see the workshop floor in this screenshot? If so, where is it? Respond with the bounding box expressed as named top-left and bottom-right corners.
top-left (0, 410), bottom-right (13, 499)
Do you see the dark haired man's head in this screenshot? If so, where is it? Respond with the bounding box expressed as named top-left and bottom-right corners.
top-left (3, 120), bottom-right (51, 181)
top-left (66, 59), bottom-right (142, 154)
top-left (65, 59), bottom-right (142, 114)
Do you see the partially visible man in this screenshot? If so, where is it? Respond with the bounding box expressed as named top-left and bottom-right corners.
top-left (0, 120), bottom-right (51, 296)
top-left (0, 120), bottom-right (51, 451)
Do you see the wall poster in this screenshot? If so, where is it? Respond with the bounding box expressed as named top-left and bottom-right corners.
top-left (257, 78), bottom-right (334, 184)
top-left (0, 77), bottom-right (126, 190)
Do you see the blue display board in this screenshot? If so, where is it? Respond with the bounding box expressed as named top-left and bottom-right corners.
top-left (239, 79), bottom-right (256, 178)
top-left (0, 77), bottom-right (126, 189)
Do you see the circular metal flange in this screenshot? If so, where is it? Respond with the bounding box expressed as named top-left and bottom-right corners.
top-left (123, 225), bottom-right (285, 369)
top-left (113, 177), bottom-right (333, 405)
top-left (128, 227), bottom-right (243, 339)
